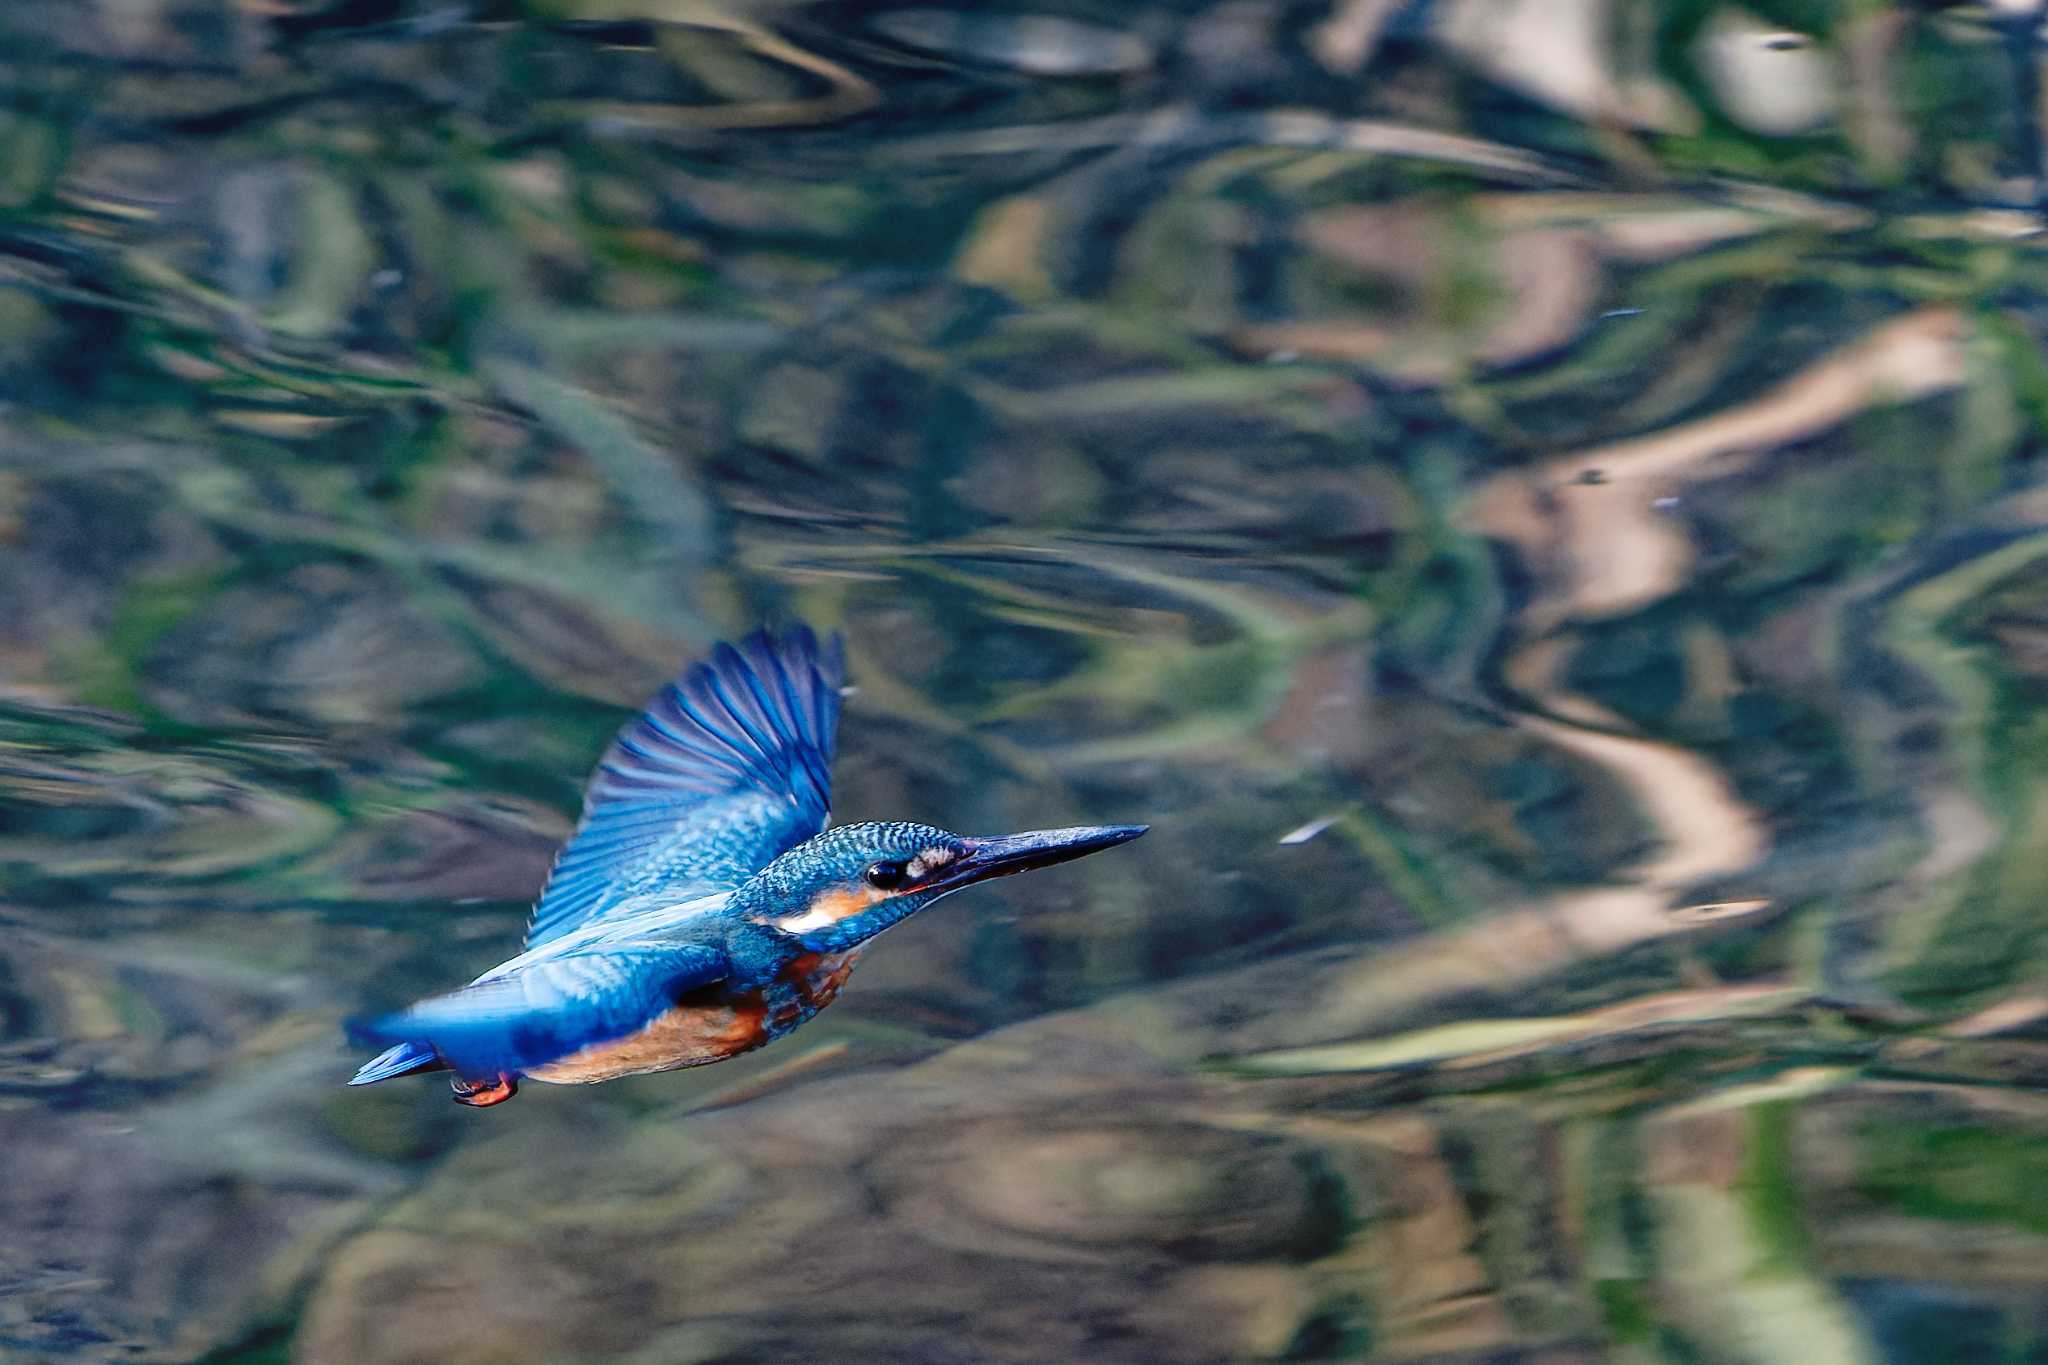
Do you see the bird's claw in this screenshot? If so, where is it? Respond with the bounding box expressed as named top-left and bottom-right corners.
top-left (450, 1074), bottom-right (518, 1107)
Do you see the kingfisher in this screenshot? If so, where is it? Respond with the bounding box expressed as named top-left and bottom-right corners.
top-left (346, 625), bottom-right (1146, 1107)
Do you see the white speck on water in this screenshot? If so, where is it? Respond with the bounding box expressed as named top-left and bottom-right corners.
top-left (1279, 814), bottom-right (1340, 845)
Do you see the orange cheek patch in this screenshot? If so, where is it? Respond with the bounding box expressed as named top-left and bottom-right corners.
top-left (774, 884), bottom-right (887, 934)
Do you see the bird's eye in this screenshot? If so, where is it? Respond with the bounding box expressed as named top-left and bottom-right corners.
top-left (864, 861), bottom-right (908, 891)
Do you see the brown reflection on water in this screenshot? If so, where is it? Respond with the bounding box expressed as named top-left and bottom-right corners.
top-left (9, 0), bottom-right (2048, 1360)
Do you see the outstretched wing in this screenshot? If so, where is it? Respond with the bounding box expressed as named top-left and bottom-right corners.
top-left (348, 941), bottom-right (729, 1078)
top-left (525, 626), bottom-right (847, 950)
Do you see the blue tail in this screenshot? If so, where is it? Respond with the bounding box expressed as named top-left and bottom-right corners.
top-left (348, 1040), bottom-right (442, 1086)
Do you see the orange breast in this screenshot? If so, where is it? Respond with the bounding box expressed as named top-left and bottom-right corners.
top-left (786, 949), bottom-right (861, 1009)
top-left (523, 950), bottom-right (865, 1086)
top-left (525, 995), bottom-right (770, 1084)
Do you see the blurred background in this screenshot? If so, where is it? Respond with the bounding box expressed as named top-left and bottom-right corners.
top-left (4, 0), bottom-right (2048, 1361)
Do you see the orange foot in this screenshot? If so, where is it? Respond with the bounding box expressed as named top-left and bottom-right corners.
top-left (451, 1074), bottom-right (518, 1108)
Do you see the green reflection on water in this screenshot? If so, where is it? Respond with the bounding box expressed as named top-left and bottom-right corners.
top-left (6, 0), bottom-right (2048, 1360)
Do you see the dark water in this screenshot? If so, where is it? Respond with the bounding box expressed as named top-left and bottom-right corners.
top-left (6, 1), bottom-right (2048, 1360)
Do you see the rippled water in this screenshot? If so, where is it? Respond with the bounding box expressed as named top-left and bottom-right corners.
top-left (7, 2), bottom-right (2048, 1361)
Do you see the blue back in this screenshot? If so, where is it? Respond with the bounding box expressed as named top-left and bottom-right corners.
top-left (524, 626), bottom-right (846, 950)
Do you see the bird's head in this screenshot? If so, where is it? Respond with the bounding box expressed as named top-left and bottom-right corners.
top-left (737, 820), bottom-right (1147, 950)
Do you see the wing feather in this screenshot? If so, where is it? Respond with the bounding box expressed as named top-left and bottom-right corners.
top-left (524, 626), bottom-right (846, 950)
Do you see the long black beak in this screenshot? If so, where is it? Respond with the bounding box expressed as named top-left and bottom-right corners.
top-left (927, 824), bottom-right (1148, 893)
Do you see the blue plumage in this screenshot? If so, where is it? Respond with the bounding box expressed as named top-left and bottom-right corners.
top-left (348, 1041), bottom-right (439, 1086)
top-left (344, 623), bottom-right (1145, 1107)
top-left (525, 626), bottom-right (844, 950)
top-left (349, 942), bottom-right (728, 1078)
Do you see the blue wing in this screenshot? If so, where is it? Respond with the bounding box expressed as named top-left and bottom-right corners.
top-left (525, 626), bottom-right (847, 950)
top-left (347, 941), bottom-right (729, 1078)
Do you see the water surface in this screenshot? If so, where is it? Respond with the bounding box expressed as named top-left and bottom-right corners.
top-left (5, 2), bottom-right (2048, 1361)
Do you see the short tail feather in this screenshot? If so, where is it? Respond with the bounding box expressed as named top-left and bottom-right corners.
top-left (348, 1040), bottom-right (443, 1086)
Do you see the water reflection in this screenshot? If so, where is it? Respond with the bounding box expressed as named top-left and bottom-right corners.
top-left (6, 0), bottom-right (2048, 1360)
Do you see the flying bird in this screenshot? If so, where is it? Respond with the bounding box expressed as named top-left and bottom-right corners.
top-left (347, 625), bottom-right (1146, 1106)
